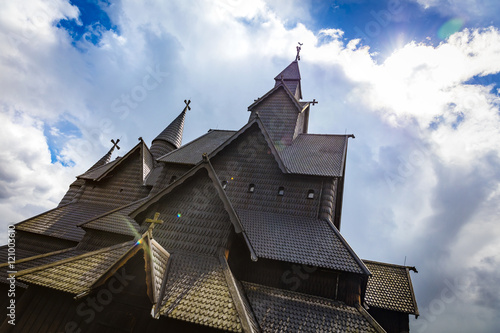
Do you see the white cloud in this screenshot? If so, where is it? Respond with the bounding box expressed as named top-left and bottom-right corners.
top-left (0, 1), bottom-right (500, 331)
top-left (0, 109), bottom-right (77, 241)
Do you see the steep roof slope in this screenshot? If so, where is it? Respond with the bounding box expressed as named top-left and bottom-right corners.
top-left (364, 260), bottom-right (419, 315)
top-left (243, 282), bottom-right (385, 333)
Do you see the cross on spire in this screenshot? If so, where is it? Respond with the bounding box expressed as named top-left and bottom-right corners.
top-left (145, 212), bottom-right (164, 233)
top-left (296, 42), bottom-right (303, 61)
top-left (311, 99), bottom-right (318, 105)
top-left (111, 139), bottom-right (120, 150)
top-left (183, 99), bottom-right (191, 112)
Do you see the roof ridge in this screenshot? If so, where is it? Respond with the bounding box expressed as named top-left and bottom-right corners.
top-left (0, 246), bottom-right (78, 268)
top-left (355, 303), bottom-right (388, 333)
top-left (219, 253), bottom-right (260, 332)
top-left (130, 162), bottom-right (249, 242)
top-left (208, 119), bottom-right (289, 174)
top-left (363, 259), bottom-right (414, 269)
top-left (296, 133), bottom-right (355, 137)
top-left (86, 139), bottom-right (121, 173)
top-left (78, 197), bottom-right (148, 227)
top-left (77, 141), bottom-right (143, 181)
top-left (323, 218), bottom-right (371, 276)
top-left (247, 83), bottom-right (303, 113)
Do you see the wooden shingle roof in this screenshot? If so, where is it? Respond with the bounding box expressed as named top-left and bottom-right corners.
top-left (363, 260), bottom-right (419, 315)
top-left (131, 161), bottom-right (248, 242)
top-left (79, 199), bottom-right (146, 237)
top-left (156, 252), bottom-right (259, 332)
top-left (159, 129), bottom-right (236, 165)
top-left (150, 107), bottom-right (187, 158)
top-left (15, 241), bottom-right (134, 294)
top-left (15, 202), bottom-right (113, 242)
top-left (237, 209), bottom-right (370, 275)
top-left (242, 282), bottom-right (386, 333)
top-left (77, 140), bottom-right (147, 182)
top-left (279, 133), bottom-right (352, 177)
top-left (158, 252), bottom-right (246, 332)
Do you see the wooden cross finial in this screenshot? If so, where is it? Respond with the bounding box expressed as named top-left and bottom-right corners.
top-left (296, 42), bottom-right (303, 61)
top-left (311, 99), bottom-right (318, 105)
top-left (145, 212), bottom-right (164, 232)
top-left (184, 100), bottom-right (191, 112)
top-left (111, 139), bottom-right (120, 150)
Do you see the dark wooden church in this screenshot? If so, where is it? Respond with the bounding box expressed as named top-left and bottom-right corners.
top-left (1, 50), bottom-right (418, 332)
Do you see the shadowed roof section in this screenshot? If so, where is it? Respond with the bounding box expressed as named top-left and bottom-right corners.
top-left (237, 209), bottom-right (370, 275)
top-left (79, 199), bottom-right (146, 237)
top-left (77, 140), bottom-right (145, 181)
top-left (242, 282), bottom-right (385, 333)
top-left (15, 202), bottom-right (114, 242)
top-left (363, 260), bottom-right (419, 315)
top-left (159, 130), bottom-right (236, 165)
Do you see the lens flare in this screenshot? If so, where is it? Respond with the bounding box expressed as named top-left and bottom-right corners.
top-left (438, 18), bottom-right (464, 40)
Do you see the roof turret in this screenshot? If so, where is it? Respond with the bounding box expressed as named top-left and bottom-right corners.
top-left (150, 100), bottom-right (190, 159)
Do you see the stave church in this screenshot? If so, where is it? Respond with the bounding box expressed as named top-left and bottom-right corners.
top-left (1, 48), bottom-right (418, 333)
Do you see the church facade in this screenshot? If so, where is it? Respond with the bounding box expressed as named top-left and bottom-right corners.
top-left (1, 54), bottom-right (418, 333)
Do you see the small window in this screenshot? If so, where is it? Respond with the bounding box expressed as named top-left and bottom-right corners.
top-left (169, 175), bottom-right (177, 184)
top-left (222, 180), bottom-right (228, 190)
top-left (278, 186), bottom-right (284, 196)
top-left (307, 190), bottom-right (314, 199)
top-left (248, 184), bottom-right (255, 193)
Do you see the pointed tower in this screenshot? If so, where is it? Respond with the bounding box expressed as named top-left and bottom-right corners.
top-left (87, 139), bottom-right (120, 172)
top-left (274, 60), bottom-right (302, 100)
top-left (150, 101), bottom-right (189, 159)
top-left (247, 46), bottom-right (311, 147)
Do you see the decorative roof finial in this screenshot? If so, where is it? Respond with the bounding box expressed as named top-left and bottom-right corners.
top-left (295, 42), bottom-right (303, 61)
top-left (183, 99), bottom-right (191, 112)
top-left (111, 139), bottom-right (121, 150)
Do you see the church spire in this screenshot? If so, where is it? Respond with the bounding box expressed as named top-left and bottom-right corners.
top-left (150, 100), bottom-right (190, 159)
top-left (87, 139), bottom-right (120, 172)
top-left (274, 43), bottom-right (302, 100)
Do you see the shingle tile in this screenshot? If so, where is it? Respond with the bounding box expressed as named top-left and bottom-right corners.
top-left (238, 209), bottom-right (368, 274)
top-left (363, 260), bottom-right (418, 315)
top-left (243, 281), bottom-right (380, 333)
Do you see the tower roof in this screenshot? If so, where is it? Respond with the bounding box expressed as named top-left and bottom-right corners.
top-left (274, 60), bottom-right (301, 81)
top-left (152, 108), bottom-right (186, 149)
top-left (274, 60), bottom-right (302, 100)
top-left (150, 101), bottom-right (189, 159)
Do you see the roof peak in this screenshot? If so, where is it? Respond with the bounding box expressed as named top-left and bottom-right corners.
top-left (86, 139), bottom-right (120, 173)
top-left (274, 60), bottom-right (302, 100)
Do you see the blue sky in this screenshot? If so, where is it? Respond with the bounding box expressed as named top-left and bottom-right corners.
top-left (1, 1), bottom-right (500, 332)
